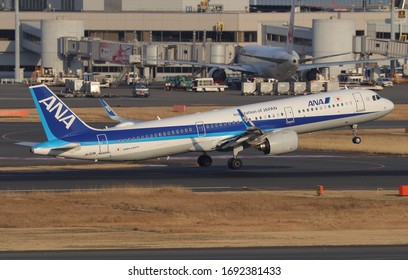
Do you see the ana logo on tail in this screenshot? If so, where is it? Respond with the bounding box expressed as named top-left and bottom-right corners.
top-left (39, 96), bottom-right (76, 129)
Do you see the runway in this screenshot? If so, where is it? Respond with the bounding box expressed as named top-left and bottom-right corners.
top-left (1, 245), bottom-right (408, 260)
top-left (1, 123), bottom-right (407, 191)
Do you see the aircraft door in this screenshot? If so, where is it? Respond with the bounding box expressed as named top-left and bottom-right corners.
top-left (195, 121), bottom-right (206, 137)
top-left (352, 92), bottom-right (366, 112)
top-left (97, 134), bottom-right (109, 154)
top-left (284, 107), bottom-right (295, 124)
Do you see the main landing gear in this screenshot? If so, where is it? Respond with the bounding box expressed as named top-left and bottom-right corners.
top-left (351, 124), bottom-right (361, 144)
top-left (228, 145), bottom-right (244, 170)
top-left (197, 153), bottom-right (212, 167)
top-left (197, 146), bottom-right (245, 170)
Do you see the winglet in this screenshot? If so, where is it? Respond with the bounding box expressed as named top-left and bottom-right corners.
top-left (99, 98), bottom-right (120, 121)
top-left (99, 98), bottom-right (143, 125)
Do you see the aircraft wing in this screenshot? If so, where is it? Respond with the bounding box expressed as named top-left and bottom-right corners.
top-left (216, 109), bottom-right (270, 151)
top-left (143, 58), bottom-right (257, 74)
top-left (298, 56), bottom-right (408, 71)
top-left (99, 99), bottom-right (143, 124)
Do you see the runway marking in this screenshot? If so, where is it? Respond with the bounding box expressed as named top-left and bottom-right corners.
top-left (2, 129), bottom-right (41, 142)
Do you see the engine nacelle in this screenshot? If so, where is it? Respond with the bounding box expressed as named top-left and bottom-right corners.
top-left (208, 68), bottom-right (227, 82)
top-left (257, 130), bottom-right (299, 155)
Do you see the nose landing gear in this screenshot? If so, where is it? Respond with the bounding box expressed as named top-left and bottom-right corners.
top-left (351, 124), bottom-right (361, 144)
top-left (228, 158), bottom-right (243, 170)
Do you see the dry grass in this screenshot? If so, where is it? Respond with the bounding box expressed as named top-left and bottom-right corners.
top-left (1, 187), bottom-right (408, 250)
top-left (5, 106), bottom-right (226, 123)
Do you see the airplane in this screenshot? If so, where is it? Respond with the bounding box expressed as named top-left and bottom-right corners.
top-left (28, 84), bottom-right (394, 170)
top-left (152, 0), bottom-right (406, 82)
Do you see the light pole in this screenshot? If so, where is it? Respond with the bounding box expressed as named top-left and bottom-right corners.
top-left (15, 0), bottom-right (20, 83)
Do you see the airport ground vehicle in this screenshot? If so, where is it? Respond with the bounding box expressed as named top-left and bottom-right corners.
top-left (132, 84), bottom-right (150, 97)
top-left (377, 77), bottom-right (393, 87)
top-left (164, 75), bottom-right (193, 91)
top-left (192, 78), bottom-right (228, 92)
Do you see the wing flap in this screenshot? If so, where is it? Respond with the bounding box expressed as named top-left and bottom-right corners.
top-left (216, 109), bottom-right (267, 151)
top-left (141, 58), bottom-right (257, 74)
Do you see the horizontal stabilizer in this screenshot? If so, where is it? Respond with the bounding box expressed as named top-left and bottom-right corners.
top-left (15, 141), bottom-right (39, 147)
top-left (50, 142), bottom-right (80, 150)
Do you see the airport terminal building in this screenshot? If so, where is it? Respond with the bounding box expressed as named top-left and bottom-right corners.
top-left (0, 0), bottom-right (407, 81)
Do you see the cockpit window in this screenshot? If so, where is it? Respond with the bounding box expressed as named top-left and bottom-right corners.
top-left (372, 95), bottom-right (381, 101)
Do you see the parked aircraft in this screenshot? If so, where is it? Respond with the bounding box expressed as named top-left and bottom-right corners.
top-left (153, 0), bottom-right (405, 81)
top-left (28, 85), bottom-right (393, 170)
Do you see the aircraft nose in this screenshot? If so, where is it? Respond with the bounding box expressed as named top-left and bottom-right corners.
top-left (384, 98), bottom-right (394, 113)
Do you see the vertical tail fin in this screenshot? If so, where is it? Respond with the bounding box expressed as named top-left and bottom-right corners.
top-left (29, 85), bottom-right (93, 141)
top-left (285, 0), bottom-right (296, 53)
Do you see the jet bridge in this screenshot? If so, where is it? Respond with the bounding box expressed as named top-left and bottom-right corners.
top-left (355, 36), bottom-right (408, 58)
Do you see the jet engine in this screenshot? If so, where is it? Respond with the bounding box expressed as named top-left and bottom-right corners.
top-left (257, 130), bottom-right (299, 155)
top-left (208, 68), bottom-right (227, 82)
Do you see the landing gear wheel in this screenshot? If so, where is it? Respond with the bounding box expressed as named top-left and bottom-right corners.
top-left (350, 124), bottom-right (361, 145)
top-left (228, 158), bottom-right (243, 170)
top-left (197, 154), bottom-right (212, 167)
top-left (352, 136), bottom-right (361, 144)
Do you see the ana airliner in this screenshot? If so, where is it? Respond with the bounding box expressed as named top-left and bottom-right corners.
top-left (28, 85), bottom-right (393, 170)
